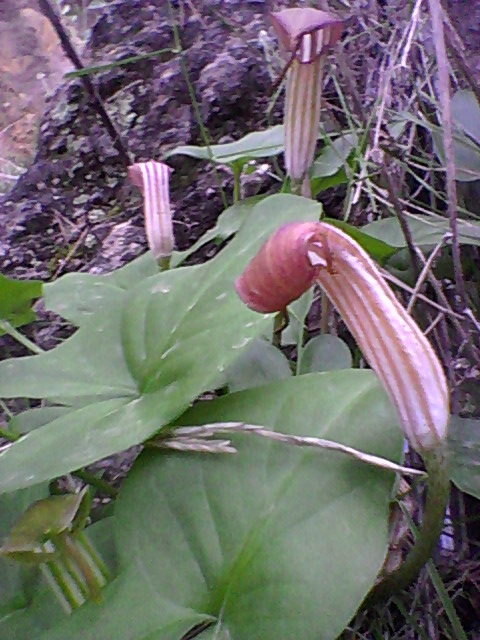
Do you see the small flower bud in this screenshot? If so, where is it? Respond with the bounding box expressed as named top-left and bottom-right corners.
top-left (128, 161), bottom-right (174, 266)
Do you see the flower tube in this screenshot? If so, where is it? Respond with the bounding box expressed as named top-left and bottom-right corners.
top-left (128, 161), bottom-right (174, 268)
top-left (270, 9), bottom-right (343, 190)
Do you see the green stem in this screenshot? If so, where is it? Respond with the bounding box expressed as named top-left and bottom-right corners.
top-left (55, 533), bottom-right (102, 603)
top-left (365, 445), bottom-right (450, 604)
top-left (232, 163), bottom-right (242, 204)
top-left (0, 428), bottom-right (19, 442)
top-left (76, 531), bottom-right (110, 583)
top-left (0, 321), bottom-right (43, 355)
top-left (272, 310), bottom-right (289, 349)
top-left (72, 470), bottom-right (118, 498)
top-left (158, 256), bottom-right (171, 271)
top-left (42, 558), bottom-right (83, 611)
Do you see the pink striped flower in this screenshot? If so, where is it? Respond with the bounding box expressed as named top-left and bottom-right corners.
top-left (271, 8), bottom-right (343, 189)
top-left (128, 161), bottom-right (174, 266)
top-left (235, 222), bottom-right (449, 452)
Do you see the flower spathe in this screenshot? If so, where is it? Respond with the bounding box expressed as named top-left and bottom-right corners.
top-left (128, 161), bottom-right (174, 264)
top-left (235, 221), bottom-right (449, 452)
top-left (270, 8), bottom-right (344, 184)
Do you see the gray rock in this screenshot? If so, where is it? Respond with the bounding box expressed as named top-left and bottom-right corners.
top-left (0, 0), bottom-right (286, 279)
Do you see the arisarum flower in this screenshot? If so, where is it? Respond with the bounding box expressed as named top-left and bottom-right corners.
top-left (128, 161), bottom-right (174, 269)
top-left (235, 221), bottom-right (449, 452)
top-left (235, 220), bottom-right (451, 598)
top-left (270, 8), bottom-right (344, 193)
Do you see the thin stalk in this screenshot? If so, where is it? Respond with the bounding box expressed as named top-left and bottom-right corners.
top-left (76, 531), bottom-right (110, 583)
top-left (54, 533), bottom-right (102, 603)
top-left (42, 558), bottom-right (84, 611)
top-left (320, 293), bottom-right (329, 334)
top-left (365, 444), bottom-right (450, 603)
top-left (232, 163), bottom-right (242, 204)
top-left (0, 321), bottom-right (44, 355)
top-left (158, 256), bottom-right (171, 271)
top-left (72, 470), bottom-right (118, 498)
top-left (0, 428), bottom-right (19, 442)
top-left (272, 311), bottom-right (288, 349)
top-left (428, 0), bottom-right (468, 310)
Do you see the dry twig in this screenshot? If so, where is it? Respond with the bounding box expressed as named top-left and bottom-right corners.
top-left (427, 0), bottom-right (468, 310)
top-left (37, 0), bottom-right (132, 168)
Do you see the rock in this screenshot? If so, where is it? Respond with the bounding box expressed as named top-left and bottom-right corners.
top-left (0, 0), bottom-right (287, 280)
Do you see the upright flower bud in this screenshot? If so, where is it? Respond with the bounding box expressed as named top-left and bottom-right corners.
top-left (235, 222), bottom-right (449, 452)
top-left (270, 8), bottom-right (343, 191)
top-left (128, 161), bottom-right (174, 268)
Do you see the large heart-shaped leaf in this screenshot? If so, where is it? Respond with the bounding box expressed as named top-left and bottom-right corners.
top-left (29, 370), bottom-right (402, 640)
top-left (0, 195), bottom-right (322, 493)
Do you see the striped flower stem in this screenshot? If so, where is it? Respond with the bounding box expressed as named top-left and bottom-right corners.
top-left (235, 220), bottom-right (450, 598)
top-left (128, 161), bottom-right (174, 269)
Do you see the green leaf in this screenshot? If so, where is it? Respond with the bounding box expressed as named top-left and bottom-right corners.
top-left (8, 408), bottom-right (72, 436)
top-left (164, 125), bottom-right (285, 165)
top-left (324, 218), bottom-right (397, 264)
top-left (448, 415), bottom-right (480, 499)
top-left (223, 338), bottom-right (292, 392)
top-left (0, 275), bottom-right (42, 334)
top-left (362, 213), bottom-right (480, 248)
top-left (433, 90), bottom-right (480, 181)
top-left (311, 133), bottom-right (357, 178)
top-left (432, 128), bottom-right (480, 182)
top-left (1, 488), bottom-right (90, 562)
top-left (310, 168), bottom-right (349, 196)
top-left (0, 485), bottom-right (48, 615)
top-left (299, 335), bottom-right (352, 374)
top-left (281, 289), bottom-right (314, 346)
top-left (392, 104), bottom-right (480, 183)
top-left (310, 133), bottom-right (358, 196)
top-left (451, 90), bottom-right (480, 147)
top-left (44, 199), bottom-right (265, 324)
top-left (171, 197), bottom-right (262, 268)
top-left (34, 371), bottom-right (402, 640)
top-left (0, 195), bottom-right (322, 492)
top-left (0, 518), bottom-right (116, 638)
top-left (44, 253), bottom-right (158, 326)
